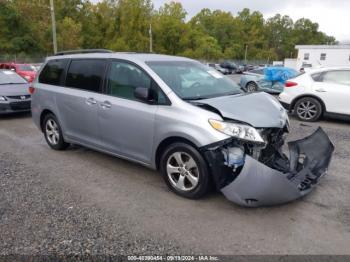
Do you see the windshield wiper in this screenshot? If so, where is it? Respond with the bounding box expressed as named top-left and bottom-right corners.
top-left (183, 96), bottom-right (206, 101)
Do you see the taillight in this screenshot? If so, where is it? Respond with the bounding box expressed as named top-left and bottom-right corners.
top-left (285, 81), bottom-right (298, 87)
top-left (29, 86), bottom-right (35, 94)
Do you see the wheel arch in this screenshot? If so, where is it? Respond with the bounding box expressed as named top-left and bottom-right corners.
top-left (290, 94), bottom-right (326, 113)
top-left (155, 136), bottom-right (200, 170)
top-left (40, 109), bottom-right (55, 132)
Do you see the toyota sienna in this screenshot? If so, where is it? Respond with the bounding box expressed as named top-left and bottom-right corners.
top-left (31, 50), bottom-right (334, 207)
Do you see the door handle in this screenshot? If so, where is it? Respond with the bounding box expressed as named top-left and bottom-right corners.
top-left (100, 101), bottom-right (112, 109)
top-left (86, 97), bottom-right (97, 105)
top-left (315, 88), bottom-right (327, 93)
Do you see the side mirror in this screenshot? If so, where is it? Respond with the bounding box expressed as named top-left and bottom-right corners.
top-left (134, 87), bottom-right (151, 102)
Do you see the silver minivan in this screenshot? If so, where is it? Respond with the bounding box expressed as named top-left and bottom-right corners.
top-left (31, 50), bottom-right (334, 207)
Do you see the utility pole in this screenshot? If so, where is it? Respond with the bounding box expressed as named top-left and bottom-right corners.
top-left (50, 0), bottom-right (57, 54)
top-left (149, 23), bottom-right (153, 53)
top-left (244, 44), bottom-right (248, 64)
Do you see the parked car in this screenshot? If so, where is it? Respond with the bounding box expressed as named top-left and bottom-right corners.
top-left (31, 63), bottom-right (43, 72)
top-left (0, 70), bottom-right (31, 114)
top-left (219, 61), bottom-right (244, 74)
top-left (206, 63), bottom-right (229, 75)
top-left (242, 64), bottom-right (256, 72)
top-left (214, 64), bottom-right (230, 75)
top-left (279, 67), bottom-right (350, 122)
top-left (0, 62), bottom-right (36, 82)
top-left (240, 67), bottom-right (298, 94)
top-left (31, 50), bottom-right (334, 207)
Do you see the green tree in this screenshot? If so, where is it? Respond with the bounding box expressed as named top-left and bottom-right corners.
top-left (0, 0), bottom-right (338, 61)
top-left (265, 14), bottom-right (294, 59)
top-left (153, 1), bottom-right (188, 54)
top-left (57, 17), bottom-right (83, 50)
top-left (0, 1), bottom-right (40, 54)
top-left (108, 0), bottom-right (153, 51)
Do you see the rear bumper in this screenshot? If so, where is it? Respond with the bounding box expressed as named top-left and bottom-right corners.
top-left (202, 128), bottom-right (334, 207)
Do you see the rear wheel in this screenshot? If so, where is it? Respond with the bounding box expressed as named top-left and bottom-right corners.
top-left (246, 82), bottom-right (258, 92)
top-left (43, 114), bottom-right (69, 150)
top-left (160, 142), bottom-right (210, 199)
top-left (294, 97), bottom-right (323, 122)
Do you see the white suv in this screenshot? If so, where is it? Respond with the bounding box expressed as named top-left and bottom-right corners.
top-left (279, 67), bottom-right (350, 121)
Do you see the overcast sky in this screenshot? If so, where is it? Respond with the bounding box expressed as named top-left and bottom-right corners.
top-left (93, 0), bottom-right (350, 42)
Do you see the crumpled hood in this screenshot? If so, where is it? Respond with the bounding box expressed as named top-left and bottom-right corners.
top-left (198, 92), bottom-right (288, 128)
top-left (0, 83), bottom-right (30, 96)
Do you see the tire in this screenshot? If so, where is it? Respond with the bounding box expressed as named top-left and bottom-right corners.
top-left (246, 82), bottom-right (258, 92)
top-left (160, 142), bottom-right (211, 199)
top-left (294, 97), bottom-right (323, 122)
top-left (43, 113), bottom-right (69, 150)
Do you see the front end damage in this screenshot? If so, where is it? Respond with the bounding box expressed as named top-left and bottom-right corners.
top-left (201, 127), bottom-right (334, 207)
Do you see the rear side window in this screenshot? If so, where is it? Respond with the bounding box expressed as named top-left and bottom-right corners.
top-left (249, 69), bottom-right (264, 75)
top-left (322, 70), bottom-right (350, 86)
top-left (65, 60), bottom-right (107, 92)
top-left (39, 59), bottom-right (68, 85)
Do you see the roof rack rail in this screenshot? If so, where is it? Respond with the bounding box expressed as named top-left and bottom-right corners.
top-left (54, 49), bottom-right (114, 56)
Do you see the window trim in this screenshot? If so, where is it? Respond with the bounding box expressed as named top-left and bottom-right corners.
top-left (104, 58), bottom-right (171, 106)
top-left (64, 58), bottom-right (109, 94)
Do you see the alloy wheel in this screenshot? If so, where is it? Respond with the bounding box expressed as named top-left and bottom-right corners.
top-left (45, 119), bottom-right (60, 145)
top-left (296, 101), bottom-right (318, 120)
top-left (166, 152), bottom-right (199, 191)
top-left (247, 83), bottom-right (257, 92)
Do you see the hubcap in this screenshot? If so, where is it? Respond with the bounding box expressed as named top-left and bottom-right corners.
top-left (247, 83), bottom-right (257, 92)
top-left (45, 119), bottom-right (60, 145)
top-left (166, 152), bottom-right (199, 191)
top-left (297, 101), bottom-right (317, 120)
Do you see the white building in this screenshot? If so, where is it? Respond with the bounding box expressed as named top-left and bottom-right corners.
top-left (295, 45), bottom-right (350, 70)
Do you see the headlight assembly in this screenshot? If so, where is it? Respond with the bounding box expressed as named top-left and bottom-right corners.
top-left (0, 96), bottom-right (7, 101)
top-left (209, 119), bottom-right (265, 144)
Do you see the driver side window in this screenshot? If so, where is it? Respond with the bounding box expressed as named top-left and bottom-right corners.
top-left (107, 61), bottom-right (169, 104)
top-left (107, 61), bottom-right (151, 100)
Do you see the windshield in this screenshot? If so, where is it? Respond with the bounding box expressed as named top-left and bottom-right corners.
top-left (0, 70), bottom-right (27, 84)
top-left (18, 65), bottom-right (34, 71)
top-left (146, 61), bottom-right (242, 100)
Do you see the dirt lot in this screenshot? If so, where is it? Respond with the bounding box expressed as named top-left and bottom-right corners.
top-left (1, 99), bottom-right (350, 255)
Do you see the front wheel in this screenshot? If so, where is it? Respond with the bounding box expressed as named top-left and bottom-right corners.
top-left (43, 114), bottom-right (69, 150)
top-left (160, 143), bottom-right (211, 199)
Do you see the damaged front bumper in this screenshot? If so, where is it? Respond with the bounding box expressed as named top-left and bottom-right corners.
top-left (201, 128), bottom-right (334, 207)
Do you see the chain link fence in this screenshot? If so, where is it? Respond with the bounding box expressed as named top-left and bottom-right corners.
top-left (0, 54), bottom-right (271, 66)
top-left (0, 54), bottom-right (47, 64)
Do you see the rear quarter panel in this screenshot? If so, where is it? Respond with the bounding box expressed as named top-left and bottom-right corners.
top-left (31, 83), bottom-right (59, 131)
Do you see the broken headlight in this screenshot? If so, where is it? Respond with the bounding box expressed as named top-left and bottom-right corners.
top-left (209, 119), bottom-right (265, 144)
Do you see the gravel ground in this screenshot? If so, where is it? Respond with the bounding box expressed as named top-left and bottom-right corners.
top-left (0, 151), bottom-right (187, 256)
top-left (0, 79), bottom-right (350, 256)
